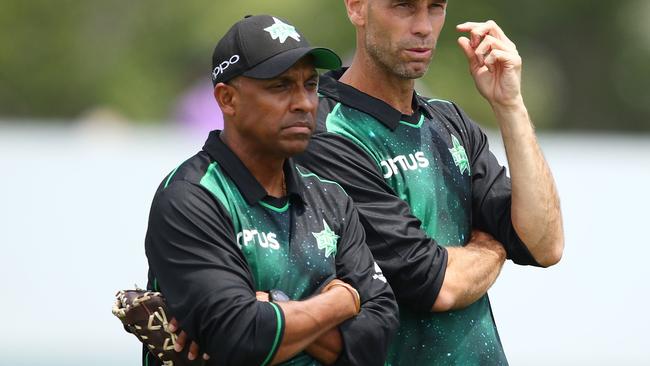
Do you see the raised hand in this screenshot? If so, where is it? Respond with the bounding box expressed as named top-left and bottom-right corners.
top-left (456, 20), bottom-right (523, 109)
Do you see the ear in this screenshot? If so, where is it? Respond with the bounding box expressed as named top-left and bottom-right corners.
top-left (214, 82), bottom-right (237, 117)
top-left (344, 0), bottom-right (366, 27)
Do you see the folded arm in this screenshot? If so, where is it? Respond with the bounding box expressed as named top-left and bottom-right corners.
top-left (432, 230), bottom-right (506, 311)
top-left (145, 182), bottom-right (359, 365)
top-left (297, 134), bottom-right (505, 313)
top-left (270, 287), bottom-right (358, 364)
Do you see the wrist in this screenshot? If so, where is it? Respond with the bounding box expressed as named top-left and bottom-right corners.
top-left (490, 96), bottom-right (526, 116)
top-left (323, 281), bottom-right (361, 315)
top-left (491, 101), bottom-right (534, 137)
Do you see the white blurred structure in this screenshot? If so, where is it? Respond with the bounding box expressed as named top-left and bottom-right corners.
top-left (1, 122), bottom-right (649, 365)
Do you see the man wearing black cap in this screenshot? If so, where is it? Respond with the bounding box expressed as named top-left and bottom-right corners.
top-left (294, 1), bottom-right (565, 365)
top-left (143, 15), bottom-right (398, 366)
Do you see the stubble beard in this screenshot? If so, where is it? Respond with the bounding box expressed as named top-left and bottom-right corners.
top-left (365, 35), bottom-right (431, 80)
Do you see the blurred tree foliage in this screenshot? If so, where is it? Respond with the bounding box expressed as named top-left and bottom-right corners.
top-left (1, 0), bottom-right (648, 130)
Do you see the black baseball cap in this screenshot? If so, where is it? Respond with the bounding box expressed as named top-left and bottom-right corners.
top-left (211, 15), bottom-right (342, 85)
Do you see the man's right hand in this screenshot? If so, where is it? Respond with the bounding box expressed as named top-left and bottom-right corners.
top-left (431, 229), bottom-right (506, 312)
top-left (468, 229), bottom-right (507, 257)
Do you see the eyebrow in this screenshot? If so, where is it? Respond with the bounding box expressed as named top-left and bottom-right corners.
top-left (390, 0), bottom-right (448, 4)
top-left (269, 71), bottom-right (319, 83)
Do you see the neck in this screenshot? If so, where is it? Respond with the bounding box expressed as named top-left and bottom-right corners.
top-left (220, 131), bottom-right (286, 198)
top-left (340, 49), bottom-right (416, 115)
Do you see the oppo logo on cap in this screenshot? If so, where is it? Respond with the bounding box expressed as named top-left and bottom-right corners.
top-left (212, 54), bottom-right (240, 80)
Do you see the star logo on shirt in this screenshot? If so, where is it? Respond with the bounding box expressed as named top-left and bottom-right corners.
top-left (449, 134), bottom-right (471, 176)
top-left (264, 17), bottom-right (301, 44)
top-left (312, 219), bottom-right (339, 258)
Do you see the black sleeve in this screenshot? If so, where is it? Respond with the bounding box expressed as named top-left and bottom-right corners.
top-left (332, 197), bottom-right (399, 366)
top-left (144, 181), bottom-right (285, 366)
top-left (450, 102), bottom-right (541, 266)
top-left (297, 133), bottom-right (448, 312)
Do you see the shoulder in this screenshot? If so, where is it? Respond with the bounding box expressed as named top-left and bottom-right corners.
top-left (157, 151), bottom-right (214, 191)
top-left (317, 93), bottom-right (340, 112)
top-left (418, 95), bottom-right (486, 144)
top-left (418, 95), bottom-right (464, 124)
top-left (152, 179), bottom-right (220, 216)
top-left (315, 94), bottom-right (344, 132)
top-left (152, 151), bottom-right (230, 216)
top-left (297, 128), bottom-right (383, 181)
top-left (293, 163), bottom-right (358, 233)
top-left (294, 163), bottom-right (349, 198)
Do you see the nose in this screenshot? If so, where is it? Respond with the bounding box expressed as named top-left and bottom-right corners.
top-left (290, 85), bottom-right (317, 114)
top-left (411, 6), bottom-right (433, 37)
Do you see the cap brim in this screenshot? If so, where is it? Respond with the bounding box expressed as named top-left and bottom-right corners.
top-left (242, 47), bottom-right (342, 79)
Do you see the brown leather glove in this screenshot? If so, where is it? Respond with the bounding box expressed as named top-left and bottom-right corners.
top-left (112, 289), bottom-right (206, 366)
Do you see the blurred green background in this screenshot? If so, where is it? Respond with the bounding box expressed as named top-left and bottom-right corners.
top-left (1, 0), bottom-right (649, 130)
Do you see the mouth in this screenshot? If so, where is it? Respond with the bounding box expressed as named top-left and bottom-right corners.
top-left (282, 121), bottom-right (313, 135)
top-left (404, 48), bottom-right (433, 60)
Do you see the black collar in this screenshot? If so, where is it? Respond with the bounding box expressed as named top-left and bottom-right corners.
top-left (202, 130), bottom-right (304, 207)
top-left (318, 68), bottom-right (433, 131)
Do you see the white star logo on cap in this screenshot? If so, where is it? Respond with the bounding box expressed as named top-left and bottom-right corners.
top-left (264, 17), bottom-right (301, 44)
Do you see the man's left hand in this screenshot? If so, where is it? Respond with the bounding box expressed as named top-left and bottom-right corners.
top-left (169, 318), bottom-right (211, 362)
top-left (456, 20), bottom-right (523, 109)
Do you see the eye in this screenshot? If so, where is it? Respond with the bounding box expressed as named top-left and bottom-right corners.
top-left (269, 82), bottom-right (288, 91)
top-left (305, 79), bottom-right (319, 90)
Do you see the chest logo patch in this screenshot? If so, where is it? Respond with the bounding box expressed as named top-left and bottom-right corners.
top-left (380, 151), bottom-right (430, 179)
top-left (264, 17), bottom-right (301, 44)
top-left (312, 219), bottom-right (339, 258)
top-left (449, 134), bottom-right (471, 176)
top-left (236, 229), bottom-right (280, 250)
